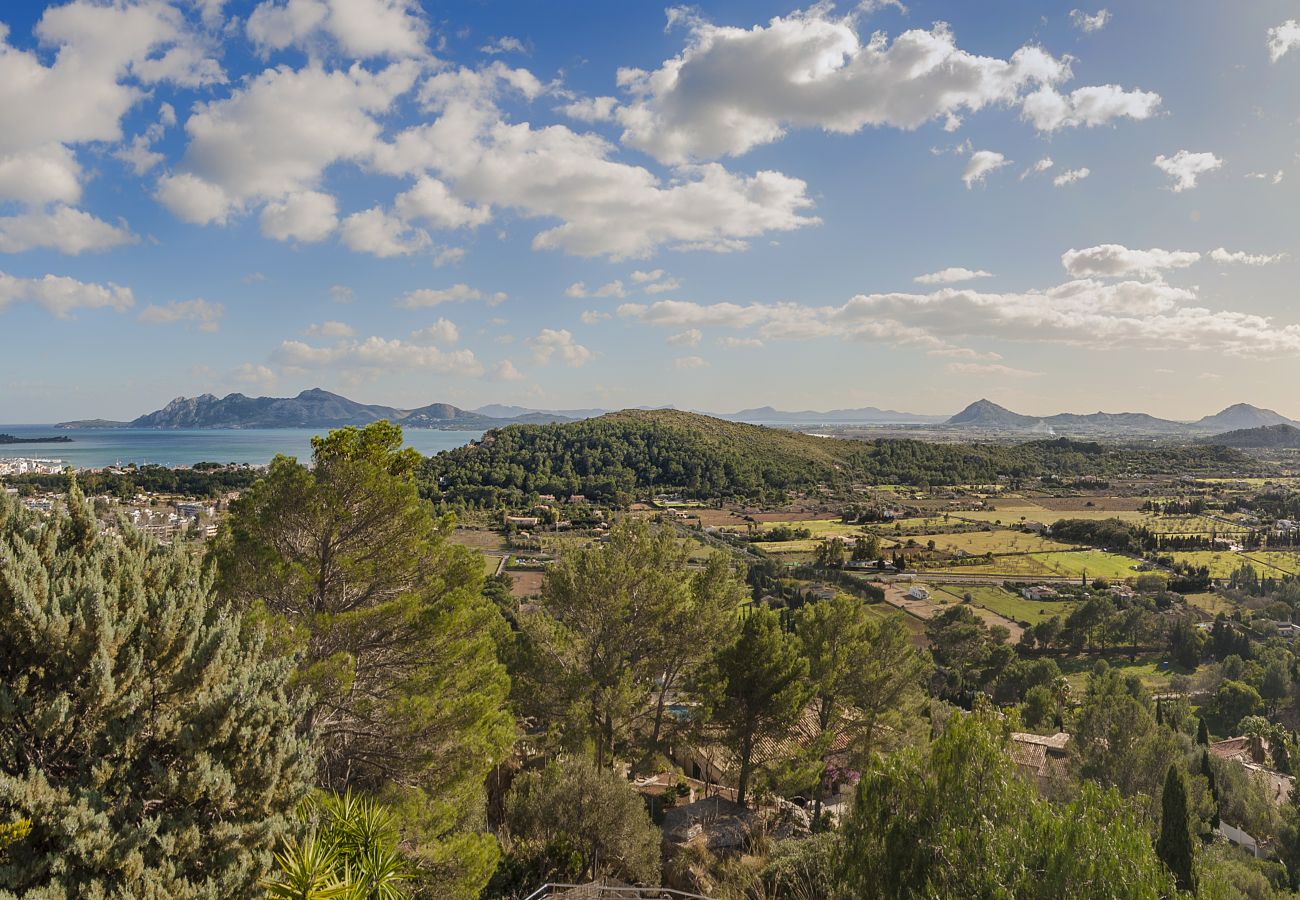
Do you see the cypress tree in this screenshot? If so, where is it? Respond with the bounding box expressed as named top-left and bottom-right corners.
top-left (1196, 716), bottom-right (1210, 746)
top-left (1201, 750), bottom-right (1220, 829)
top-left (0, 486), bottom-right (314, 897)
top-left (1156, 764), bottom-right (1197, 893)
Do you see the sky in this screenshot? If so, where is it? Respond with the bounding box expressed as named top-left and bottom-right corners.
top-left (1, 0), bottom-right (1299, 422)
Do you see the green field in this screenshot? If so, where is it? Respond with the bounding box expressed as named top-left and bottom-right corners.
top-left (1169, 550), bottom-right (1300, 579)
top-left (1059, 654), bottom-right (1194, 693)
top-left (1183, 591), bottom-right (1235, 617)
top-left (900, 530), bottom-right (1076, 556)
top-left (932, 584), bottom-right (1075, 625)
top-left (926, 549), bottom-right (1140, 580)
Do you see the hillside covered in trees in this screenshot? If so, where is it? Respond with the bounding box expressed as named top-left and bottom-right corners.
top-left (421, 409), bottom-right (1254, 504)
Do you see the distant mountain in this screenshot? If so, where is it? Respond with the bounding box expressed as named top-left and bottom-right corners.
top-left (59, 389), bottom-right (575, 431)
top-left (1207, 424), bottom-right (1300, 449)
top-left (1194, 403), bottom-right (1299, 432)
top-left (945, 399), bottom-right (1043, 429)
top-left (473, 404), bottom-right (606, 421)
top-left (721, 405), bottom-right (946, 425)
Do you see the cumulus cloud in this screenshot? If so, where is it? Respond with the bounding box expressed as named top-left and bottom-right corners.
top-left (0, 206), bottom-right (136, 254)
top-left (1209, 247), bottom-right (1285, 266)
top-left (561, 95), bottom-right (618, 122)
top-left (667, 328), bottom-right (702, 347)
top-left (1020, 156), bottom-right (1053, 180)
top-left (644, 276), bottom-right (681, 294)
top-left (481, 36), bottom-right (527, 55)
top-left (1154, 150), bottom-right (1223, 192)
top-left (1061, 244), bottom-right (1200, 278)
top-left (673, 355), bottom-right (708, 369)
top-left (329, 284), bottom-right (355, 303)
top-left (305, 320), bottom-right (355, 337)
top-left (399, 284), bottom-right (507, 307)
top-left (915, 267), bottom-right (993, 285)
top-left (614, 10), bottom-right (1077, 164)
top-left (527, 328), bottom-right (594, 366)
top-left (580, 309), bottom-right (612, 324)
top-left (566, 280), bottom-right (626, 299)
top-left (0, 270), bottom-right (134, 319)
top-left (338, 206), bottom-right (431, 256)
top-left (246, 0), bottom-right (430, 59)
top-left (1267, 20), bottom-right (1300, 63)
top-left (718, 336), bottom-right (764, 349)
top-left (490, 359), bottom-right (524, 381)
top-left (138, 298), bottom-right (224, 331)
top-left (1052, 167), bottom-right (1090, 186)
top-left (158, 61), bottom-right (420, 225)
top-left (963, 150), bottom-right (1010, 188)
top-left (1069, 9), bottom-right (1111, 33)
top-left (1021, 84), bottom-right (1160, 131)
top-left (410, 317), bottom-right (459, 344)
top-left (275, 335), bottom-right (483, 373)
top-left (232, 362), bottom-right (277, 387)
top-left (260, 190), bottom-right (339, 241)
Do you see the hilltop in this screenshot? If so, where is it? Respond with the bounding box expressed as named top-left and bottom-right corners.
top-left (1207, 423), bottom-right (1300, 449)
top-left (421, 408), bottom-right (1252, 504)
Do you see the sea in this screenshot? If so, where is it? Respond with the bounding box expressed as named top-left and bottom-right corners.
top-left (0, 425), bottom-right (481, 469)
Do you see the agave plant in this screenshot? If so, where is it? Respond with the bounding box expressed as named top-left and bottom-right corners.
top-left (265, 791), bottom-right (414, 900)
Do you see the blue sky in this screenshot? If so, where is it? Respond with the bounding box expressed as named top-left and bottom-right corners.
top-left (1, 0), bottom-right (1298, 422)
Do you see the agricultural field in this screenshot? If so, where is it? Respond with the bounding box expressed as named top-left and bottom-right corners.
top-left (950, 504), bottom-right (1150, 526)
top-left (1169, 550), bottom-right (1300, 578)
top-left (1058, 654), bottom-right (1194, 694)
top-left (1183, 591), bottom-right (1235, 617)
top-left (930, 584), bottom-right (1075, 626)
top-left (925, 549), bottom-right (1142, 580)
top-left (893, 530), bottom-right (1076, 556)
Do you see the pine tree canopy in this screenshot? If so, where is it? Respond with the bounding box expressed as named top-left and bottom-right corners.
top-left (0, 485), bottom-right (315, 898)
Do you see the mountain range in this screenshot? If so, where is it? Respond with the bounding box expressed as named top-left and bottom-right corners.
top-left (942, 399), bottom-right (1300, 435)
top-left (55, 390), bottom-right (1299, 438)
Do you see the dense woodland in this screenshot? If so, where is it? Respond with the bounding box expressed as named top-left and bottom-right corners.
top-left (5, 420), bottom-right (1300, 898)
top-left (420, 410), bottom-right (1255, 506)
top-left (3, 461), bottom-right (261, 497)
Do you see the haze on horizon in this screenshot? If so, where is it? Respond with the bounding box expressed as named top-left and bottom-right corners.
top-left (1, 0), bottom-right (1298, 423)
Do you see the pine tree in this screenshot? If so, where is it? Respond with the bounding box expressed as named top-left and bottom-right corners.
top-left (211, 422), bottom-right (514, 897)
top-left (708, 607), bottom-right (812, 807)
top-left (1156, 764), bottom-right (1196, 893)
top-left (0, 486), bottom-right (314, 897)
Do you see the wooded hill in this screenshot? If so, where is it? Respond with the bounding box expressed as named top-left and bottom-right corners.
top-left (420, 409), bottom-right (1254, 504)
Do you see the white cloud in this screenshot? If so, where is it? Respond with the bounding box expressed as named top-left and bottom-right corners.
top-left (260, 190), bottom-right (339, 241)
top-left (481, 36), bottom-right (527, 55)
top-left (915, 267), bottom-right (993, 285)
top-left (1153, 150), bottom-right (1223, 192)
top-left (667, 328), bottom-right (702, 347)
top-left (945, 361), bottom-right (1039, 378)
top-left (561, 96), bottom-right (618, 122)
top-left (158, 61), bottom-right (420, 225)
top-left (1021, 84), bottom-right (1160, 131)
top-left (630, 269), bottom-right (665, 283)
top-left (620, 274), bottom-right (1300, 358)
top-left (393, 176), bottom-right (491, 229)
top-left (565, 280), bottom-right (626, 299)
top-left (490, 359), bottom-right (524, 381)
top-left (1020, 156), bottom-right (1053, 180)
top-left (410, 317), bottom-right (459, 344)
top-left (0, 207), bottom-right (135, 254)
top-left (138, 298), bottom-right (224, 332)
top-left (580, 309), bottom-right (611, 324)
top-left (329, 284), bottom-right (355, 303)
top-left (246, 0), bottom-right (430, 59)
top-left (1267, 20), bottom-right (1300, 63)
top-left (963, 150), bottom-right (1010, 188)
top-left (0, 270), bottom-right (134, 319)
top-left (305, 320), bottom-right (355, 337)
top-left (1061, 244), bottom-right (1200, 278)
top-left (0, 145), bottom-right (83, 205)
top-left (615, 10), bottom-right (1074, 164)
top-left (717, 336), bottom-right (764, 349)
top-left (232, 362), bottom-right (277, 387)
top-left (1052, 167), bottom-right (1090, 186)
top-left (1209, 247), bottom-right (1285, 266)
top-left (338, 206), bottom-right (430, 257)
top-left (399, 284), bottom-right (506, 307)
top-left (1069, 9), bottom-right (1111, 33)
top-left (528, 328), bottom-right (594, 366)
top-left (1246, 170), bottom-right (1284, 185)
top-left (672, 355), bottom-right (708, 369)
top-left (644, 277), bottom-right (681, 295)
top-left (275, 336), bottom-right (484, 374)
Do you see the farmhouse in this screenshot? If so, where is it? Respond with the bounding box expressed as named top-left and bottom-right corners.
top-left (907, 586), bottom-right (931, 601)
top-left (1020, 585), bottom-right (1060, 602)
top-left (1010, 731), bottom-right (1070, 792)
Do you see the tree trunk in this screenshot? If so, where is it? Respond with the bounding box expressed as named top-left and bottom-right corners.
top-left (737, 731), bottom-right (754, 807)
